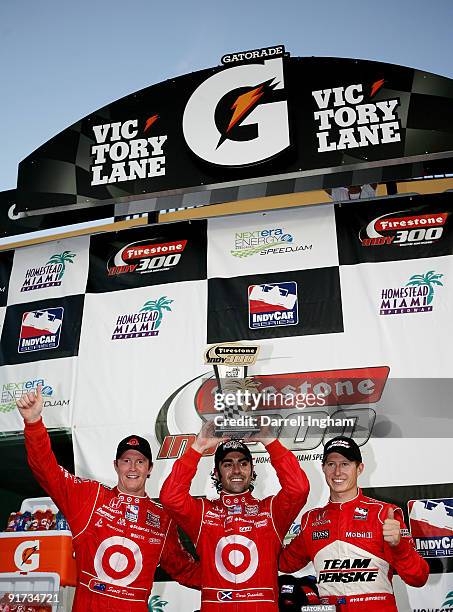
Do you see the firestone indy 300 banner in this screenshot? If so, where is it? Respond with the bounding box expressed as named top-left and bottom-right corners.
top-left (1, 192), bottom-right (453, 611)
top-left (16, 52), bottom-right (453, 213)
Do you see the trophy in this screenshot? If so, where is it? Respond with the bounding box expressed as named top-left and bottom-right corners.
top-left (204, 343), bottom-right (261, 438)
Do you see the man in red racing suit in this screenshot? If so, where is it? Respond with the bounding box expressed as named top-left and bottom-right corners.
top-left (279, 436), bottom-right (429, 611)
top-left (160, 422), bottom-right (310, 611)
top-left (17, 386), bottom-right (200, 612)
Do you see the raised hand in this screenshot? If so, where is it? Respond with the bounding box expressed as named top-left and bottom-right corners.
top-left (192, 420), bottom-right (229, 454)
top-left (16, 385), bottom-right (43, 424)
top-left (248, 420), bottom-right (276, 447)
top-left (383, 507), bottom-right (401, 547)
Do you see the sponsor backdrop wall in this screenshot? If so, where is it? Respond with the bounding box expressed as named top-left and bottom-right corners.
top-left (1, 193), bottom-right (452, 611)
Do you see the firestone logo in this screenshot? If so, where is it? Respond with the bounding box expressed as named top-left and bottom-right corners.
top-left (20, 251), bottom-right (76, 292)
top-left (108, 239), bottom-right (187, 276)
top-left (313, 80), bottom-right (401, 153)
top-left (111, 298), bottom-right (173, 340)
top-left (156, 366), bottom-right (389, 460)
top-left (183, 58), bottom-right (289, 166)
top-left (360, 210), bottom-right (448, 247)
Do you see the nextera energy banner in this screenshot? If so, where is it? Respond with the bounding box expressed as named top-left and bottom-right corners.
top-left (16, 50), bottom-right (453, 212)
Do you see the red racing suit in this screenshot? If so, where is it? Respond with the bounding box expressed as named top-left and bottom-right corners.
top-left (279, 489), bottom-right (429, 611)
top-left (160, 439), bottom-right (310, 611)
top-left (24, 418), bottom-right (200, 612)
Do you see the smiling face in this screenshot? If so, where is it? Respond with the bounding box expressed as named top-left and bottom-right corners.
top-left (322, 452), bottom-right (364, 502)
top-left (114, 449), bottom-right (152, 496)
top-left (216, 451), bottom-right (253, 494)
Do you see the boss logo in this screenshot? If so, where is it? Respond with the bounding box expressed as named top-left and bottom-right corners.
top-left (312, 530), bottom-right (329, 540)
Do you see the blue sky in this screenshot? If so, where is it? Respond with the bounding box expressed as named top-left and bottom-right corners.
top-left (1, 0), bottom-right (452, 190)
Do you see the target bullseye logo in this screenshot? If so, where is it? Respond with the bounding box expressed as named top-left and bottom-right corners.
top-left (94, 537), bottom-right (143, 586)
top-left (215, 535), bottom-right (258, 583)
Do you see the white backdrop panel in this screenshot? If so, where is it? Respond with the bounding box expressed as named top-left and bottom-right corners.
top-left (7, 235), bottom-right (90, 305)
top-left (207, 204), bottom-right (338, 278)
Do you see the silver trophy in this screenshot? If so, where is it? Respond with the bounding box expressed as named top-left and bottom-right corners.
top-left (204, 343), bottom-right (261, 438)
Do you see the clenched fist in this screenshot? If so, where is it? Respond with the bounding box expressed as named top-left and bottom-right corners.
top-left (16, 385), bottom-right (43, 424)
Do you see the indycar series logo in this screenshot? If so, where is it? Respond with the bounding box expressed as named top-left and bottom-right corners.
top-left (360, 210), bottom-right (448, 248)
top-left (312, 78), bottom-right (401, 153)
top-left (408, 497), bottom-right (453, 558)
top-left (379, 271), bottom-right (444, 315)
top-left (20, 250), bottom-right (76, 293)
top-left (18, 307), bottom-right (64, 353)
top-left (111, 298), bottom-right (173, 340)
top-left (248, 281), bottom-right (298, 329)
top-left (108, 239), bottom-right (187, 276)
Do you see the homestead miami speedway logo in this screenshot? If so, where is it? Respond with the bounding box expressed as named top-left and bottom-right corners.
top-left (155, 366), bottom-right (389, 459)
top-left (379, 271), bottom-right (444, 315)
top-left (183, 57), bottom-right (289, 166)
top-left (360, 210), bottom-right (448, 248)
top-left (108, 239), bottom-right (187, 276)
top-left (111, 298), bottom-right (173, 340)
top-left (20, 250), bottom-right (76, 292)
top-left (18, 307), bottom-right (64, 353)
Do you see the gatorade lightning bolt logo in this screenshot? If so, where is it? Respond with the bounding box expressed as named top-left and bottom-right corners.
top-left (370, 79), bottom-right (384, 98)
top-left (217, 79), bottom-right (279, 148)
top-left (14, 540), bottom-right (40, 571)
top-left (22, 545), bottom-right (39, 565)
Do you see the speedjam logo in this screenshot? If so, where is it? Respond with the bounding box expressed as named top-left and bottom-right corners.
top-left (18, 308), bottom-right (64, 353)
top-left (112, 298), bottom-right (173, 340)
top-left (156, 366), bottom-right (389, 459)
top-left (313, 79), bottom-right (401, 152)
top-left (20, 250), bottom-right (76, 292)
top-left (1, 379), bottom-right (53, 413)
top-left (408, 497), bottom-right (453, 559)
top-left (183, 57), bottom-right (289, 166)
top-left (379, 271), bottom-right (444, 315)
top-left (360, 210), bottom-right (448, 247)
top-left (248, 281), bottom-right (298, 328)
top-left (108, 239), bottom-right (187, 276)
top-left (90, 117), bottom-right (167, 186)
top-left (231, 227), bottom-right (312, 258)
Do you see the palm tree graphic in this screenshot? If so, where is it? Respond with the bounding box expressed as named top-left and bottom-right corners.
top-left (46, 251), bottom-right (76, 280)
top-left (148, 595), bottom-right (168, 612)
top-left (443, 591), bottom-right (453, 607)
top-left (406, 270), bottom-right (443, 305)
top-left (140, 297), bottom-right (173, 329)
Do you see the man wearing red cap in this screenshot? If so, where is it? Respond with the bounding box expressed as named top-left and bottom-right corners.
top-left (160, 422), bottom-right (310, 611)
top-left (16, 386), bottom-right (200, 612)
top-left (279, 436), bottom-right (429, 611)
